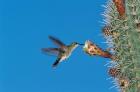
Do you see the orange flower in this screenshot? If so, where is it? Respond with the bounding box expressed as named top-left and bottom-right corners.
top-left (83, 40), bottom-right (112, 58)
top-left (102, 26), bottom-right (120, 38)
top-left (108, 67), bottom-right (120, 77)
top-left (118, 78), bottom-right (129, 89)
top-left (113, 0), bottom-right (125, 18)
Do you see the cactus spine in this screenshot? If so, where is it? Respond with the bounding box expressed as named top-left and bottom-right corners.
top-left (102, 0), bottom-right (140, 92)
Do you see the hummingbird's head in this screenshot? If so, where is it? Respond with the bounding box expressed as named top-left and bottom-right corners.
top-left (71, 42), bottom-right (84, 46)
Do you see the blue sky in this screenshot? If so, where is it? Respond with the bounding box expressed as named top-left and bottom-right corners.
top-left (0, 0), bottom-right (118, 92)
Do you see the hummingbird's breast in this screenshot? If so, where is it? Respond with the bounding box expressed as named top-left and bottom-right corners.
top-left (59, 45), bottom-right (78, 62)
top-left (59, 54), bottom-right (67, 62)
top-left (66, 45), bottom-right (78, 57)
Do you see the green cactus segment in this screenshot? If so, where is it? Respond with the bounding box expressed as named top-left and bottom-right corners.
top-left (103, 0), bottom-right (140, 92)
top-left (126, 0), bottom-right (140, 32)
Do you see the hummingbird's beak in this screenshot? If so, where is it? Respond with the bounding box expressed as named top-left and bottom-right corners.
top-left (78, 43), bottom-right (84, 46)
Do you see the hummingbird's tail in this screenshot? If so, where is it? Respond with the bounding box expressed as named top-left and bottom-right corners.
top-left (52, 58), bottom-right (61, 68)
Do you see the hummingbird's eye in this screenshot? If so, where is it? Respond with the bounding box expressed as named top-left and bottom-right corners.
top-left (74, 42), bottom-right (78, 44)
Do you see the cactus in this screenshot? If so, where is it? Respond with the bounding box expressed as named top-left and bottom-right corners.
top-left (102, 0), bottom-right (140, 92)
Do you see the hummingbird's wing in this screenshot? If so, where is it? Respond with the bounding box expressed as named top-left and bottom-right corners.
top-left (52, 57), bottom-right (61, 68)
top-left (49, 36), bottom-right (67, 50)
top-left (41, 48), bottom-right (60, 56)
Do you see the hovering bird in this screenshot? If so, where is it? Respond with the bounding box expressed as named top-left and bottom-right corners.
top-left (42, 36), bottom-right (83, 68)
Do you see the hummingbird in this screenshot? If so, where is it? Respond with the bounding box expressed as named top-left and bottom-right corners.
top-left (41, 36), bottom-right (83, 68)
